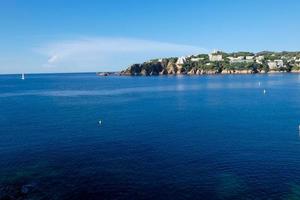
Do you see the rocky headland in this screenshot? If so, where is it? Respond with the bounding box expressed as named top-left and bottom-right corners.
top-left (120, 51), bottom-right (300, 76)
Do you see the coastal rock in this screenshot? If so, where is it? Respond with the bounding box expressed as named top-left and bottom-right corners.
top-left (203, 70), bottom-right (218, 75)
top-left (121, 62), bottom-right (167, 76)
top-left (121, 64), bottom-right (141, 75)
top-left (97, 72), bottom-right (120, 76)
top-left (221, 69), bottom-right (253, 74)
top-left (176, 66), bottom-right (184, 75)
top-left (188, 68), bottom-right (197, 75)
top-left (221, 70), bottom-right (233, 74)
top-left (268, 70), bottom-right (286, 73)
top-left (196, 69), bottom-right (202, 75)
top-left (258, 69), bottom-right (267, 73)
top-left (159, 68), bottom-right (168, 75)
top-left (235, 69), bottom-right (252, 74)
top-left (140, 68), bottom-right (148, 76)
top-left (291, 69), bottom-right (300, 73)
top-left (166, 62), bottom-right (177, 75)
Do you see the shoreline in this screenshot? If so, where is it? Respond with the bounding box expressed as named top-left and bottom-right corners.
top-left (118, 70), bottom-right (300, 76)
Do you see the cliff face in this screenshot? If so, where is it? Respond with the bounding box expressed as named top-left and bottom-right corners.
top-left (121, 61), bottom-right (256, 76)
top-left (121, 58), bottom-right (181, 76)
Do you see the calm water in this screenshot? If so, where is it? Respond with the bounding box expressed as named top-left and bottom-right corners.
top-left (1, 73), bottom-right (300, 199)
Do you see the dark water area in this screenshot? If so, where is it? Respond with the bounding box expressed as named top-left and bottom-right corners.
top-left (1, 73), bottom-right (300, 199)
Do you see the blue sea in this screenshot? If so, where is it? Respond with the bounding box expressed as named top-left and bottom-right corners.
top-left (1, 73), bottom-right (300, 199)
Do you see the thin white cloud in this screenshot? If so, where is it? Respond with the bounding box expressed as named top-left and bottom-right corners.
top-left (47, 55), bottom-right (59, 63)
top-left (37, 37), bottom-right (207, 71)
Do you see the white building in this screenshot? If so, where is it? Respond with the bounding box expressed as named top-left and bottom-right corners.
top-left (209, 53), bottom-right (223, 61)
top-left (255, 56), bottom-right (264, 64)
top-left (228, 56), bottom-right (245, 63)
top-left (245, 56), bottom-right (254, 62)
top-left (228, 55), bottom-right (255, 64)
top-left (191, 57), bottom-right (204, 62)
top-left (268, 60), bottom-right (284, 69)
top-left (294, 58), bottom-right (300, 66)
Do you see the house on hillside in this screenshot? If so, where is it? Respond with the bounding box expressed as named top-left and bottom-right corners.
top-left (191, 57), bottom-right (204, 62)
top-left (255, 56), bottom-right (264, 64)
top-left (245, 56), bottom-right (254, 62)
top-left (293, 58), bottom-right (300, 66)
top-left (209, 53), bottom-right (223, 61)
top-left (268, 60), bottom-right (284, 70)
top-left (228, 56), bottom-right (245, 63)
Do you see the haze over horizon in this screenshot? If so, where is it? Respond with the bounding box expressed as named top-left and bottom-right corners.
top-left (1, 0), bottom-right (300, 74)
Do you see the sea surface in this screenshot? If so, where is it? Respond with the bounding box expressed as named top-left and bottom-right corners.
top-left (1, 73), bottom-right (300, 200)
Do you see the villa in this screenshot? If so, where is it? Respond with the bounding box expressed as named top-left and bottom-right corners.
top-left (255, 56), bottom-right (264, 64)
top-left (209, 53), bottom-right (223, 62)
top-left (245, 56), bottom-right (254, 62)
top-left (191, 57), bottom-right (204, 62)
top-left (268, 60), bottom-right (284, 69)
top-left (228, 56), bottom-right (245, 63)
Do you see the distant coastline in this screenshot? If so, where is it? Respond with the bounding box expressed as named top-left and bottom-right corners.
top-left (96, 72), bottom-right (120, 76)
top-left (119, 51), bottom-right (300, 76)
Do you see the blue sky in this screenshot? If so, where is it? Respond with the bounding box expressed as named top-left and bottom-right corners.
top-left (1, 0), bottom-right (300, 74)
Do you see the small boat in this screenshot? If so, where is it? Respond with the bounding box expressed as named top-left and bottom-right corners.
top-left (21, 73), bottom-right (25, 80)
top-left (263, 89), bottom-right (266, 94)
top-left (98, 120), bottom-right (102, 125)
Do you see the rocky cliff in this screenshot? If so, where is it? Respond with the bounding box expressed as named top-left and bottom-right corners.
top-left (121, 58), bottom-right (257, 76)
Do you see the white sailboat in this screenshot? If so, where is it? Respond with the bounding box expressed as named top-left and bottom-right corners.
top-left (21, 73), bottom-right (25, 80)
